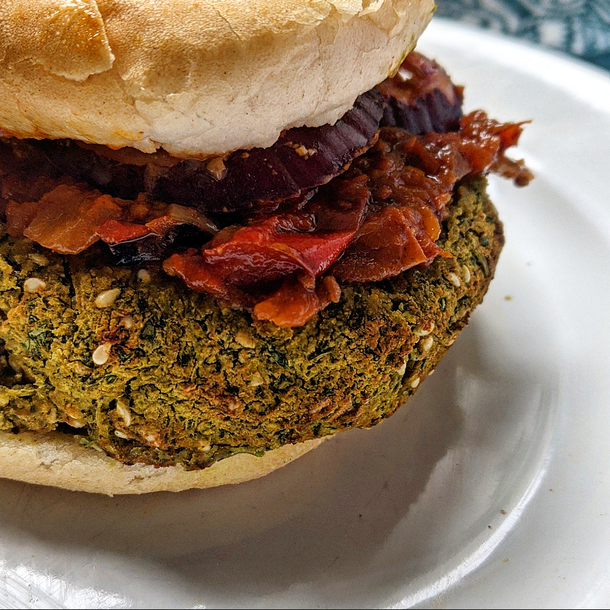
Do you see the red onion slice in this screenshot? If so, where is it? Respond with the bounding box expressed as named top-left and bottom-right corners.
top-left (378, 52), bottom-right (463, 134)
top-left (151, 90), bottom-right (384, 213)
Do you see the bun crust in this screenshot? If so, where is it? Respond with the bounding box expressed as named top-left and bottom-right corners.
top-left (0, 0), bottom-right (434, 156)
top-left (0, 430), bottom-right (324, 495)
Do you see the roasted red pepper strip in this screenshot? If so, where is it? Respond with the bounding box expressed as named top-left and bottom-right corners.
top-left (253, 276), bottom-right (341, 328)
top-left (5, 184), bottom-right (217, 253)
top-left (331, 207), bottom-right (428, 283)
top-left (7, 185), bottom-right (124, 254)
top-left (202, 221), bottom-right (356, 285)
top-left (163, 249), bottom-right (249, 305)
top-left (98, 219), bottom-right (152, 244)
top-left (164, 195), bottom-right (367, 305)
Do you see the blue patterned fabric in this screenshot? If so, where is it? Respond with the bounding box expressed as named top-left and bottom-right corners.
top-left (436, 0), bottom-right (610, 70)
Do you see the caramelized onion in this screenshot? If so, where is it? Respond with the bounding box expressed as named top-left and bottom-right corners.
top-left (331, 207), bottom-right (430, 283)
top-left (108, 225), bottom-right (210, 266)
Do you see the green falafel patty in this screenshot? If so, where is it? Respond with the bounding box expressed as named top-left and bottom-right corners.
top-left (0, 178), bottom-right (503, 490)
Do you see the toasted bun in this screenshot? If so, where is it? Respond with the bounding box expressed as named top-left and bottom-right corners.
top-left (0, 430), bottom-right (324, 495)
top-left (0, 0), bottom-right (434, 156)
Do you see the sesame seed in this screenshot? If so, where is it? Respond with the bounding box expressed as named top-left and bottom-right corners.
top-left (421, 336), bottom-right (434, 352)
top-left (114, 430), bottom-right (129, 439)
top-left (95, 288), bottom-right (121, 308)
top-left (397, 360), bottom-right (407, 376)
top-left (413, 322), bottom-right (435, 337)
top-left (201, 443), bottom-right (212, 452)
top-left (410, 377), bottom-right (420, 389)
top-left (462, 266), bottom-right (471, 284)
top-left (121, 316), bottom-right (134, 329)
top-left (235, 330), bottom-right (256, 349)
top-left (226, 397), bottom-right (239, 411)
top-left (29, 253), bottom-right (49, 266)
top-left (116, 398), bottom-right (132, 427)
top-left (64, 414), bottom-right (85, 428)
top-left (137, 269), bottom-right (151, 283)
top-left (23, 278), bottom-right (46, 293)
top-left (92, 343), bottom-right (112, 366)
top-left (206, 156), bottom-right (227, 181)
top-left (250, 372), bottom-right (264, 387)
top-left (449, 272), bottom-right (461, 288)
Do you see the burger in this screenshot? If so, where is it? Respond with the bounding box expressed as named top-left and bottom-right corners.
top-left (0, 0), bottom-right (532, 494)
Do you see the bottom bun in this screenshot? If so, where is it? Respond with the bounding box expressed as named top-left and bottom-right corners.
top-left (0, 431), bottom-right (324, 495)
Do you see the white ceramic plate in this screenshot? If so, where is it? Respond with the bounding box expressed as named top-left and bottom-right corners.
top-left (1, 20), bottom-right (610, 609)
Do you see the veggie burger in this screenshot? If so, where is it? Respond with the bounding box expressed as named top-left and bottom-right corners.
top-left (0, 0), bottom-right (531, 494)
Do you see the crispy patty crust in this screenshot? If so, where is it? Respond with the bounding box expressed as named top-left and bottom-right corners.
top-left (0, 179), bottom-right (503, 469)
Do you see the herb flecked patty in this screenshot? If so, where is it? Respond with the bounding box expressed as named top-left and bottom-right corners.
top-left (0, 179), bottom-right (503, 470)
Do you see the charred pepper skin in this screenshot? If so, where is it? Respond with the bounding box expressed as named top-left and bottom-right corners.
top-left (0, 179), bottom-right (503, 469)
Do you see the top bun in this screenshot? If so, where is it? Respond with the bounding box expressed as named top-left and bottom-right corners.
top-left (0, 0), bottom-right (434, 156)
